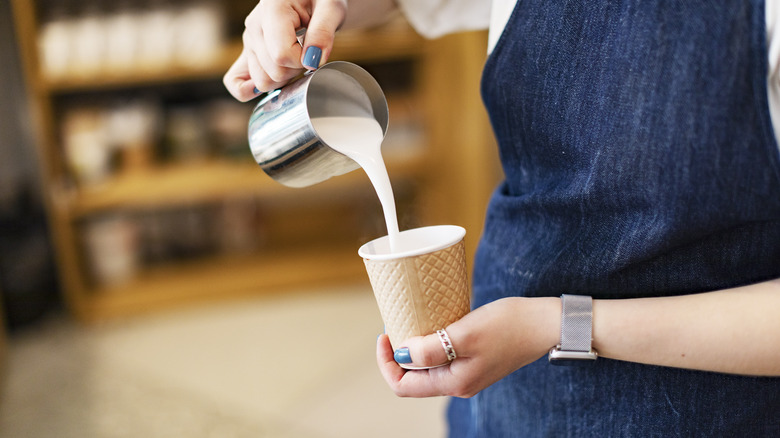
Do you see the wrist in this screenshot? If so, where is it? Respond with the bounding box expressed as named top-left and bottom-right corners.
top-left (544, 297), bottom-right (563, 350)
top-left (516, 296), bottom-right (562, 356)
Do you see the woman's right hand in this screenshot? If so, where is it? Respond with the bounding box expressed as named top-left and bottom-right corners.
top-left (223, 0), bottom-right (348, 102)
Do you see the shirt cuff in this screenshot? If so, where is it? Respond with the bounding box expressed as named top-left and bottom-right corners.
top-left (395, 0), bottom-right (490, 39)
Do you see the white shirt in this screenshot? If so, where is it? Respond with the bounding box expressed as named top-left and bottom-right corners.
top-left (397, 0), bottom-right (780, 142)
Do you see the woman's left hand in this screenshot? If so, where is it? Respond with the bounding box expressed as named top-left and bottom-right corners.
top-left (376, 297), bottom-right (561, 398)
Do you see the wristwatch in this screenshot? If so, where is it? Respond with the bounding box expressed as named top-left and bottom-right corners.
top-left (548, 294), bottom-right (598, 365)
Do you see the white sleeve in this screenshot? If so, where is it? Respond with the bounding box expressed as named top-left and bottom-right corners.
top-left (766, 0), bottom-right (780, 142)
top-left (395, 0), bottom-right (490, 39)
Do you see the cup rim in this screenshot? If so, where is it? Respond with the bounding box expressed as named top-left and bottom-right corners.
top-left (358, 225), bottom-right (466, 261)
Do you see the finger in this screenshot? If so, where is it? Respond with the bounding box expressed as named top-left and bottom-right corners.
top-left (261, 1), bottom-right (307, 69)
top-left (243, 18), bottom-right (300, 90)
top-left (240, 1), bottom-right (306, 91)
top-left (223, 52), bottom-right (262, 102)
top-left (377, 334), bottom-right (406, 385)
top-left (396, 331), bottom-right (452, 369)
top-left (377, 334), bottom-right (453, 398)
top-left (301, 0), bottom-right (347, 69)
top-left (246, 45), bottom-right (293, 92)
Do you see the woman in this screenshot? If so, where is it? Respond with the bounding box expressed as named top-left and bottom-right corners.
top-left (225, 1), bottom-right (780, 435)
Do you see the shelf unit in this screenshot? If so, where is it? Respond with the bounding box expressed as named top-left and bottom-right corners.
top-left (11, 0), bottom-right (500, 322)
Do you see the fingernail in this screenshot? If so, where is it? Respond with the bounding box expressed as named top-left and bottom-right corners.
top-left (394, 347), bottom-right (412, 364)
top-left (253, 87), bottom-right (260, 94)
top-left (303, 46), bottom-right (322, 69)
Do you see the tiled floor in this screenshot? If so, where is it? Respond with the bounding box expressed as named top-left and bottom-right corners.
top-left (0, 284), bottom-right (448, 437)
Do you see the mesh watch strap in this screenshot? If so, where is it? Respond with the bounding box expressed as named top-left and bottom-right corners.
top-left (560, 294), bottom-right (593, 352)
top-left (548, 294), bottom-right (598, 364)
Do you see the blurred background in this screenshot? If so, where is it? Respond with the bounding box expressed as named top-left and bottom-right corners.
top-left (0, 0), bottom-right (500, 436)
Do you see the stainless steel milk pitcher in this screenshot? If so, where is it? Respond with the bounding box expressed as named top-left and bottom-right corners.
top-left (248, 61), bottom-right (389, 188)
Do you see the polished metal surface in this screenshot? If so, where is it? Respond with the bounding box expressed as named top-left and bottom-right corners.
top-left (248, 61), bottom-right (389, 188)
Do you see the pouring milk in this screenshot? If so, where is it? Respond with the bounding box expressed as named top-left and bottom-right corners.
top-left (310, 116), bottom-right (400, 251)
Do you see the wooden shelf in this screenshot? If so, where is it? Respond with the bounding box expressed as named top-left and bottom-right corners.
top-left (42, 43), bottom-right (242, 93)
top-left (78, 244), bottom-right (368, 322)
top-left (68, 160), bottom-right (282, 215)
top-left (64, 151), bottom-right (427, 217)
top-left (42, 24), bottom-right (425, 94)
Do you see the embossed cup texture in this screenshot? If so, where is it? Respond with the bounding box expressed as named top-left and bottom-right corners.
top-left (363, 239), bottom-right (470, 350)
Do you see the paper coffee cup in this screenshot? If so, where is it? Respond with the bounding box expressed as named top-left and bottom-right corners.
top-left (359, 225), bottom-right (471, 367)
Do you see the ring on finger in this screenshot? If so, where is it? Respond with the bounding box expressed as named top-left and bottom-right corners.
top-left (437, 329), bottom-right (457, 361)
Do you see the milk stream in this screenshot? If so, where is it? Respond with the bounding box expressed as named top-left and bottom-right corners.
top-left (310, 116), bottom-right (400, 251)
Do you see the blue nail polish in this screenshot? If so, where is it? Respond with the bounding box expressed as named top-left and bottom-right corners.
top-left (394, 347), bottom-right (412, 364)
top-left (303, 46), bottom-right (322, 69)
top-left (253, 87), bottom-right (260, 94)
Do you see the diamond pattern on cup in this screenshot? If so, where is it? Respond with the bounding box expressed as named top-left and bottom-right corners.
top-left (364, 259), bottom-right (418, 347)
top-left (416, 241), bottom-right (469, 330)
top-left (364, 239), bottom-right (470, 349)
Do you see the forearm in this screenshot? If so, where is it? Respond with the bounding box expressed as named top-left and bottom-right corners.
top-left (591, 279), bottom-right (780, 376)
top-left (341, 0), bottom-right (398, 31)
top-left (375, 278), bottom-right (780, 398)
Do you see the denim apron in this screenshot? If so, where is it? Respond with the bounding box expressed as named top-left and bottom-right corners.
top-left (448, 0), bottom-right (780, 436)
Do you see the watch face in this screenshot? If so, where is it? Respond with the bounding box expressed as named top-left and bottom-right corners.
top-left (548, 347), bottom-right (598, 366)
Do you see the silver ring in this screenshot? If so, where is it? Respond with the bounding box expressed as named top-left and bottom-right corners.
top-left (437, 329), bottom-right (457, 361)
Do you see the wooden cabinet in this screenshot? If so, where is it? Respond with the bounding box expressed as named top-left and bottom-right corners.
top-left (0, 294), bottom-right (6, 382)
top-left (11, 0), bottom-right (499, 322)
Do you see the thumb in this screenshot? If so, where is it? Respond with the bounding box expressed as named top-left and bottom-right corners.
top-left (393, 330), bottom-right (452, 368)
top-left (301, 1), bottom-right (346, 69)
